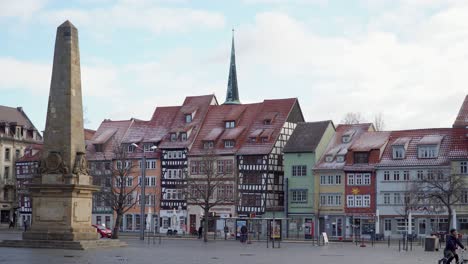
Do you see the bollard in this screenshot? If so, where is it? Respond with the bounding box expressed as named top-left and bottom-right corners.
top-left (388, 236), bottom-right (390, 248)
top-left (399, 239), bottom-right (401, 251)
top-left (410, 238), bottom-right (413, 251)
top-left (159, 235), bottom-right (161, 245)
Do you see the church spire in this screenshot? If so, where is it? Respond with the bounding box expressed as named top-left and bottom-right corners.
top-left (223, 29), bottom-right (240, 105)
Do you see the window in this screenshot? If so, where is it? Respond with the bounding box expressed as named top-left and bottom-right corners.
top-left (363, 195), bottom-right (370, 207)
top-left (203, 141), bottom-right (214, 149)
top-left (225, 121), bottom-right (235, 128)
top-left (384, 219), bottom-right (392, 231)
top-left (320, 175), bottom-right (326, 185)
top-left (394, 193), bottom-right (401, 204)
top-left (127, 144), bottom-right (135, 153)
top-left (342, 135), bottom-right (351, 143)
top-left (292, 190), bottom-right (307, 203)
top-left (355, 195), bottom-right (362, 207)
top-left (263, 119), bottom-right (271, 125)
top-left (347, 195), bottom-right (354, 207)
top-left (4, 166), bottom-right (10, 178)
top-left (403, 171), bottom-right (409, 181)
top-left (393, 146), bottom-right (405, 159)
top-left (363, 174), bottom-right (371, 185)
top-left (461, 162), bottom-right (467, 174)
top-left (170, 133), bottom-right (177, 142)
top-left (185, 114), bottom-right (192, 123)
top-left (462, 191), bottom-right (468, 204)
top-left (181, 133), bottom-right (187, 141)
top-left (354, 152), bottom-right (369, 163)
top-left (15, 149), bottom-right (20, 159)
top-left (327, 175), bottom-right (334, 185)
top-left (224, 140), bottom-right (235, 148)
top-left (143, 144), bottom-right (155, 152)
top-left (416, 170), bottom-right (423, 180)
top-left (348, 174), bottom-right (355, 185)
top-left (355, 174), bottom-right (362, 185)
top-left (325, 155), bottom-right (333, 162)
top-left (148, 160), bottom-right (156, 169)
top-left (393, 171), bottom-right (400, 181)
top-left (4, 148), bottom-right (10, 161)
top-left (320, 194), bottom-right (341, 206)
top-left (336, 155), bottom-right (345, 162)
top-left (384, 171), bottom-right (390, 181)
top-left (418, 145), bottom-right (438, 158)
top-left (335, 175), bottom-right (341, 184)
top-left (191, 161), bottom-right (199, 175)
top-left (292, 165), bottom-right (307, 176)
top-left (384, 193), bottom-right (390, 204)
top-left (460, 218), bottom-right (468, 230)
top-left (427, 170), bottom-right (434, 180)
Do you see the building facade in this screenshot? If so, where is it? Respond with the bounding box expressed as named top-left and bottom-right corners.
top-left (0, 106), bottom-right (42, 226)
top-left (283, 121), bottom-right (335, 239)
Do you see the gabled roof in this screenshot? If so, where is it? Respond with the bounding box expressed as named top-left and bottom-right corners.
top-left (158, 95), bottom-right (216, 149)
top-left (314, 123), bottom-right (373, 170)
top-left (453, 95), bottom-right (468, 128)
top-left (0, 105), bottom-right (42, 139)
top-left (16, 144), bottom-right (43, 162)
top-left (377, 128), bottom-right (452, 167)
top-left (190, 102), bottom-right (262, 156)
top-left (86, 119), bottom-right (134, 160)
top-left (349, 131), bottom-right (390, 152)
top-left (237, 98), bottom-right (302, 155)
top-left (449, 128), bottom-right (468, 160)
top-left (283, 121), bottom-right (334, 153)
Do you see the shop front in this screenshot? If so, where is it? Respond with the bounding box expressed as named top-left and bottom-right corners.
top-left (287, 215), bottom-right (315, 239)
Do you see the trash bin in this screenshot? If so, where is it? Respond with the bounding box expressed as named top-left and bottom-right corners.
top-left (425, 236), bottom-right (439, 251)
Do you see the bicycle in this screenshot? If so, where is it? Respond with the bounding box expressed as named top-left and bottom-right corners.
top-left (439, 249), bottom-right (467, 264)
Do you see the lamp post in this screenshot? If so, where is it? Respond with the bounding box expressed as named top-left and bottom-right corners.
top-left (131, 143), bottom-right (157, 240)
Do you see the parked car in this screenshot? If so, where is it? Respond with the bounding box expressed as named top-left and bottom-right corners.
top-left (92, 224), bottom-right (112, 238)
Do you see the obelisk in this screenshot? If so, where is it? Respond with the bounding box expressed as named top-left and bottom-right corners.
top-left (23, 20), bottom-right (99, 242)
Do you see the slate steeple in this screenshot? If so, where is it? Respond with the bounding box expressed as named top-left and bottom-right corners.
top-left (223, 29), bottom-right (240, 105)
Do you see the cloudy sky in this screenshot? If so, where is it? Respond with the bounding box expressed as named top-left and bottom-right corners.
top-left (1, 0), bottom-right (467, 132)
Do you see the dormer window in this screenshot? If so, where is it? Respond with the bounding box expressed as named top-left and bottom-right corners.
top-left (144, 144), bottom-right (155, 152)
top-left (392, 146), bottom-right (405, 159)
top-left (325, 155), bottom-right (333, 162)
top-left (249, 137), bottom-right (257, 143)
top-left (224, 140), bottom-right (235, 148)
top-left (204, 141), bottom-right (214, 149)
top-left (181, 132), bottom-right (187, 141)
top-left (264, 119), bottom-right (271, 125)
top-left (185, 114), bottom-right (192, 123)
top-left (354, 152), bottom-right (369, 164)
top-left (261, 137), bottom-right (268, 143)
top-left (225, 121), bottom-right (235, 129)
top-left (418, 145), bottom-right (438, 158)
top-left (336, 155), bottom-right (345, 163)
top-left (127, 144), bottom-right (135, 153)
top-left (170, 133), bottom-right (177, 142)
top-left (342, 135), bottom-right (351, 143)
top-left (95, 144), bottom-right (103, 152)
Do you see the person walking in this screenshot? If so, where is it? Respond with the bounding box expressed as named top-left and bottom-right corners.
top-left (23, 219), bottom-right (28, 232)
top-left (443, 229), bottom-right (465, 264)
top-left (198, 225), bottom-right (203, 239)
top-left (8, 219), bottom-right (14, 229)
top-left (240, 225), bottom-right (248, 243)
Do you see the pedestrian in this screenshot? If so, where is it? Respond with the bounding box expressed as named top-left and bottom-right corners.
top-left (443, 228), bottom-right (465, 264)
top-left (8, 219), bottom-right (14, 229)
top-left (240, 225), bottom-right (248, 243)
top-left (198, 225), bottom-right (203, 239)
top-left (23, 219), bottom-right (28, 232)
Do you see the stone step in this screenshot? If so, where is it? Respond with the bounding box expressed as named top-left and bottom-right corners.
top-left (0, 239), bottom-right (127, 250)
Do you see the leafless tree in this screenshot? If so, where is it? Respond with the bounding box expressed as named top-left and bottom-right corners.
top-left (394, 181), bottom-right (420, 235)
top-left (341, 112), bottom-right (365, 124)
top-left (99, 142), bottom-right (139, 239)
top-left (416, 169), bottom-right (465, 233)
top-left (373, 113), bottom-right (385, 131)
top-left (185, 151), bottom-right (236, 242)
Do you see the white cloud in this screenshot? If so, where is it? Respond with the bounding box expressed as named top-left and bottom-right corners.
top-left (0, 0), bottom-right (48, 19)
top-left (39, 0), bottom-right (225, 34)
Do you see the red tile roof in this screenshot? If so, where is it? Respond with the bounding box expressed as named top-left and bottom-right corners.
top-left (314, 123), bottom-right (374, 170)
top-left (84, 129), bottom-right (96, 140)
top-left (16, 144), bottom-right (43, 162)
top-left (349, 131), bottom-right (390, 152)
top-left (449, 128), bottom-right (468, 160)
top-left (453, 95), bottom-right (468, 128)
top-left (237, 98), bottom-right (300, 155)
top-left (86, 119), bottom-right (134, 160)
top-left (377, 128), bottom-right (452, 167)
top-left (158, 95), bottom-right (216, 149)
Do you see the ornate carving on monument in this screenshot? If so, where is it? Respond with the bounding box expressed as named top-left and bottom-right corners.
top-left (39, 152), bottom-right (69, 174)
top-left (72, 152), bottom-right (89, 175)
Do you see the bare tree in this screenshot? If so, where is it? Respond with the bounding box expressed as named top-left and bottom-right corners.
top-left (185, 151), bottom-right (236, 242)
top-left (99, 142), bottom-right (139, 239)
top-left (395, 181), bottom-right (420, 236)
top-left (416, 169), bottom-right (465, 233)
top-left (341, 112), bottom-right (365, 124)
top-left (373, 113), bottom-right (385, 131)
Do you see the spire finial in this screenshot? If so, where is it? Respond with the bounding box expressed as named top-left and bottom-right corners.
top-left (223, 29), bottom-right (240, 105)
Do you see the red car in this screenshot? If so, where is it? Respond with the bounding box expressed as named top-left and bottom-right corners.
top-left (92, 224), bottom-right (112, 238)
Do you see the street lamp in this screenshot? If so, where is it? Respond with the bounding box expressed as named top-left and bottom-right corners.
top-left (131, 143), bottom-right (157, 240)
